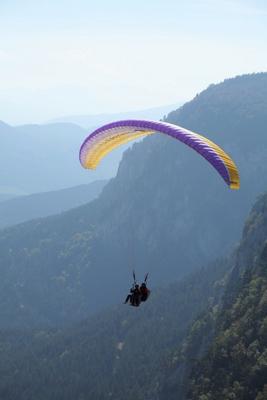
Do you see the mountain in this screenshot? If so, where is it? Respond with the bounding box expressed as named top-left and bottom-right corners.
top-left (0, 193), bottom-right (17, 203)
top-left (0, 188), bottom-right (266, 400)
top-left (48, 103), bottom-right (181, 128)
top-left (0, 121), bottom-right (125, 194)
top-left (185, 191), bottom-right (267, 400)
top-left (0, 257), bottom-right (229, 400)
top-left (0, 105), bottom-right (178, 196)
top-left (0, 73), bottom-right (267, 328)
top-left (0, 180), bottom-right (106, 229)
top-left (156, 192), bottom-right (267, 400)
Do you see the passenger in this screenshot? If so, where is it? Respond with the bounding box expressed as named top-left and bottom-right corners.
top-left (140, 282), bottom-right (150, 302)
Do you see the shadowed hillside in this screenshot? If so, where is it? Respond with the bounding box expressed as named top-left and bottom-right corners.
top-left (185, 191), bottom-right (267, 399)
top-left (156, 190), bottom-right (267, 400)
top-left (0, 180), bottom-right (106, 229)
top-left (0, 122), bottom-right (120, 194)
top-left (0, 257), bottom-right (229, 400)
top-left (0, 188), bottom-right (266, 400)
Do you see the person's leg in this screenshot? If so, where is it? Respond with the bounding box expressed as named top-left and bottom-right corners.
top-left (124, 294), bottom-right (131, 304)
top-left (134, 295), bottom-right (140, 306)
top-left (131, 295), bottom-right (136, 306)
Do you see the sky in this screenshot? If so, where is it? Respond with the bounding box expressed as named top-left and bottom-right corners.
top-left (0, 0), bottom-right (267, 124)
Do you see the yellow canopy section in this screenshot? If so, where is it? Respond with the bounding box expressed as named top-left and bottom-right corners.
top-left (198, 133), bottom-right (240, 189)
top-left (84, 128), bottom-right (155, 169)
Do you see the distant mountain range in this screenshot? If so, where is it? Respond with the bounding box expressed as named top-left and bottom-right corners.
top-left (0, 105), bottom-right (179, 196)
top-left (0, 193), bottom-right (17, 203)
top-left (48, 103), bottom-right (182, 128)
top-left (0, 180), bottom-right (107, 229)
top-left (0, 121), bottom-right (118, 195)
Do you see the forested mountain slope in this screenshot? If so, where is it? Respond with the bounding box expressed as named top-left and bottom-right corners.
top-left (159, 191), bottom-right (267, 400)
top-left (0, 180), bottom-right (106, 229)
top-left (186, 192), bottom-right (267, 400)
top-left (0, 73), bottom-right (267, 327)
top-left (0, 187), bottom-right (266, 400)
top-left (0, 258), bottom-right (229, 400)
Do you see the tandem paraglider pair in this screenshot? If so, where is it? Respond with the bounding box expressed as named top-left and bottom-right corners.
top-left (124, 272), bottom-right (150, 307)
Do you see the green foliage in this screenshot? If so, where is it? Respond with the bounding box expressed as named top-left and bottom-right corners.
top-left (187, 193), bottom-right (267, 400)
top-left (0, 260), bottom-right (228, 400)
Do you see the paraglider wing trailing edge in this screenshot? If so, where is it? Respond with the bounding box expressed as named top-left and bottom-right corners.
top-left (79, 119), bottom-right (240, 190)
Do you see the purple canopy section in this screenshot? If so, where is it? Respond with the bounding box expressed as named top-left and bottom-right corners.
top-left (79, 119), bottom-right (231, 187)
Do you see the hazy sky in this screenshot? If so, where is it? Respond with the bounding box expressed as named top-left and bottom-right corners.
top-left (1, 0), bottom-right (267, 124)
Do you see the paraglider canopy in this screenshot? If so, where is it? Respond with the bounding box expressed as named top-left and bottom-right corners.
top-left (79, 119), bottom-right (240, 190)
